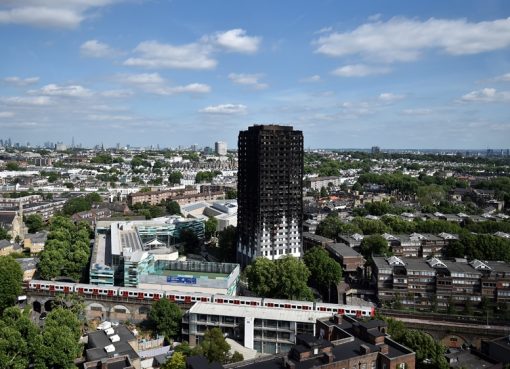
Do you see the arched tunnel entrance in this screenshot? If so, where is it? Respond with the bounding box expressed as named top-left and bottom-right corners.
top-left (33, 301), bottom-right (42, 314)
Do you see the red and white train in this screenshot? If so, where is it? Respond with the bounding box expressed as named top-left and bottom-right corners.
top-left (28, 280), bottom-right (375, 318)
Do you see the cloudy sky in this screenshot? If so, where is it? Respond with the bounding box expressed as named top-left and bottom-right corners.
top-left (1, 0), bottom-right (510, 149)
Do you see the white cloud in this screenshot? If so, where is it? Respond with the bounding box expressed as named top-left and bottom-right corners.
top-left (315, 26), bottom-right (333, 34)
top-left (315, 17), bottom-right (510, 63)
top-left (210, 29), bottom-right (261, 54)
top-left (167, 83), bottom-right (211, 94)
top-left (124, 29), bottom-right (261, 70)
top-left (0, 96), bottom-right (53, 106)
top-left (118, 73), bottom-right (210, 95)
top-left (367, 14), bottom-right (382, 22)
top-left (199, 104), bottom-right (247, 114)
top-left (0, 111), bottom-right (15, 118)
top-left (300, 75), bottom-right (321, 83)
top-left (33, 84), bottom-right (93, 98)
top-left (402, 108), bottom-right (432, 115)
top-left (80, 40), bottom-right (117, 58)
top-left (88, 114), bottom-right (135, 121)
top-left (100, 89), bottom-right (133, 98)
top-left (0, 1), bottom-right (120, 29)
top-left (3, 76), bottom-right (39, 86)
top-left (124, 40), bottom-right (216, 70)
top-left (228, 73), bottom-right (268, 89)
top-left (332, 64), bottom-right (391, 77)
top-left (378, 92), bottom-right (405, 102)
top-left (121, 73), bottom-right (165, 85)
top-left (493, 73), bottom-right (510, 82)
top-left (461, 88), bottom-right (510, 102)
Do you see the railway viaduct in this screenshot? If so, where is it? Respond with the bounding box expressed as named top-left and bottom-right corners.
top-left (27, 290), bottom-right (510, 349)
top-left (27, 290), bottom-right (192, 323)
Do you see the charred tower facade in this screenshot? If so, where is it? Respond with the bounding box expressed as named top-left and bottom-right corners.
top-left (237, 124), bottom-right (303, 266)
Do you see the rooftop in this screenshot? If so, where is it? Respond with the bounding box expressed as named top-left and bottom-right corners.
top-left (189, 302), bottom-right (332, 323)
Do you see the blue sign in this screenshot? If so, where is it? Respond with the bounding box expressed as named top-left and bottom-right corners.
top-left (167, 276), bottom-right (197, 284)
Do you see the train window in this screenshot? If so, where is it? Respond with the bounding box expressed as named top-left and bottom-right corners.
top-left (251, 301), bottom-right (257, 306)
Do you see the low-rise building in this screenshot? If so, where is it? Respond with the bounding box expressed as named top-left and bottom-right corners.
top-left (325, 243), bottom-right (365, 274)
top-left (224, 315), bottom-right (415, 369)
top-left (85, 325), bottom-right (140, 369)
top-left (23, 231), bottom-right (48, 255)
top-left (373, 256), bottom-right (510, 310)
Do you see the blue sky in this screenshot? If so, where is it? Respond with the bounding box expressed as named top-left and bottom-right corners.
top-left (1, 0), bottom-right (510, 149)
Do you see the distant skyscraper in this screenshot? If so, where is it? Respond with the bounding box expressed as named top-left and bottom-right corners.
top-left (215, 141), bottom-right (227, 156)
top-left (237, 124), bottom-right (304, 265)
top-left (371, 146), bottom-right (381, 154)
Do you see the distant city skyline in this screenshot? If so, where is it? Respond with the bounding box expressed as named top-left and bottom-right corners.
top-left (1, 1), bottom-right (510, 149)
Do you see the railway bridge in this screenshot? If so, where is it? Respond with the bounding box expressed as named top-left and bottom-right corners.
top-left (27, 290), bottom-right (192, 323)
top-left (381, 310), bottom-right (510, 349)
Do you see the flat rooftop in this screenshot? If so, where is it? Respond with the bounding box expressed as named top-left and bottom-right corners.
top-left (189, 302), bottom-right (332, 322)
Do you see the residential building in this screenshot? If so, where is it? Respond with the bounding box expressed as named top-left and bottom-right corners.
top-left (325, 243), bottom-right (365, 275)
top-left (215, 141), bottom-right (227, 156)
top-left (302, 232), bottom-right (334, 252)
top-left (85, 325), bottom-right (140, 369)
top-left (71, 207), bottom-right (112, 225)
top-left (372, 256), bottom-right (510, 310)
top-left (304, 176), bottom-right (342, 191)
top-left (237, 125), bottom-right (303, 265)
top-left (23, 231), bottom-right (48, 255)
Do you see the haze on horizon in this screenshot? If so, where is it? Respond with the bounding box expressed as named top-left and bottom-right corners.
top-left (1, 0), bottom-right (510, 150)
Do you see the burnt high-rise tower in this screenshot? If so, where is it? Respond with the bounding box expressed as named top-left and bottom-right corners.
top-left (237, 124), bottom-right (303, 265)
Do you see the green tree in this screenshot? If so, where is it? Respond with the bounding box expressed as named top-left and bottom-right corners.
top-left (162, 351), bottom-right (186, 369)
top-left (383, 316), bottom-right (448, 369)
top-left (275, 256), bottom-right (313, 301)
top-left (195, 327), bottom-right (230, 364)
top-left (303, 247), bottom-right (342, 302)
top-left (205, 217), bottom-right (218, 239)
top-left (166, 200), bottom-right (181, 215)
top-left (245, 258), bottom-right (279, 297)
top-left (40, 324), bottom-right (81, 369)
top-left (360, 235), bottom-right (391, 263)
top-left (320, 186), bottom-right (328, 197)
top-left (24, 214), bottom-right (45, 233)
top-left (315, 213), bottom-right (343, 239)
top-left (0, 256), bottom-right (23, 313)
top-left (38, 216), bottom-right (91, 281)
top-left (217, 226), bottom-right (237, 262)
top-left (148, 299), bottom-right (182, 339)
top-left (246, 256), bottom-right (313, 301)
top-left (6, 162), bottom-right (21, 171)
top-left (179, 229), bottom-right (200, 254)
top-left (46, 172), bottom-right (59, 183)
top-left (417, 184), bottom-right (446, 207)
top-left (0, 227), bottom-right (9, 241)
top-left (225, 188), bottom-right (237, 199)
top-left (168, 171), bottom-right (183, 185)
top-left (230, 351), bottom-right (244, 363)
top-left (352, 217), bottom-right (390, 235)
top-left (45, 307), bottom-right (81, 342)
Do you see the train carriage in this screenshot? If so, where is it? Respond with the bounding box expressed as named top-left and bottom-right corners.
top-left (74, 284), bottom-right (118, 297)
top-left (27, 280), bottom-right (376, 318)
top-left (118, 287), bottom-right (164, 301)
top-left (262, 297), bottom-right (314, 311)
top-left (213, 295), bottom-right (261, 307)
top-left (166, 291), bottom-right (212, 303)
